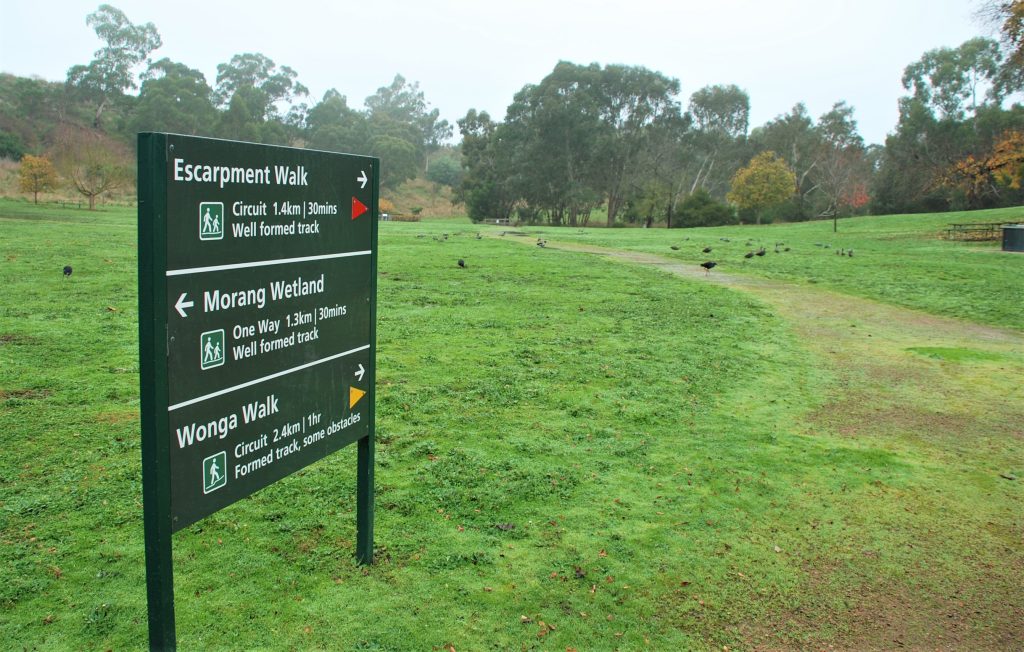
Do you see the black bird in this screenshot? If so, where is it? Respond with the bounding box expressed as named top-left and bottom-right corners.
top-left (744, 251), bottom-right (755, 259)
top-left (755, 248), bottom-right (766, 257)
top-left (847, 249), bottom-right (854, 257)
top-left (700, 261), bottom-right (717, 275)
top-left (784, 247), bottom-right (791, 252)
top-left (457, 259), bottom-right (466, 268)
top-left (670, 245), bottom-right (680, 251)
top-left (702, 246), bottom-right (712, 253)
top-left (537, 241), bottom-right (546, 248)
top-left (63, 265), bottom-right (72, 278)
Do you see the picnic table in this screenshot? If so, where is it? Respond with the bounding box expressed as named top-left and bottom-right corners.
top-left (943, 221), bottom-right (1021, 241)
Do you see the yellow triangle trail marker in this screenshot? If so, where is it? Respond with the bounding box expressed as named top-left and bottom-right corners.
top-left (349, 386), bottom-right (366, 409)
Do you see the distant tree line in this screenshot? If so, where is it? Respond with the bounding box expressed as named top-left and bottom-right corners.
top-left (0, 3), bottom-right (452, 209)
top-left (459, 30), bottom-right (1024, 226)
top-left (5, 3), bottom-right (1024, 220)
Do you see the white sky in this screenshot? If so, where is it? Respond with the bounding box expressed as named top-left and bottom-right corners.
top-left (0, 0), bottom-right (990, 146)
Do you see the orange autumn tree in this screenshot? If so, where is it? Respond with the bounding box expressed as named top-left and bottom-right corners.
top-left (18, 155), bottom-right (59, 204)
top-left (945, 131), bottom-right (1024, 204)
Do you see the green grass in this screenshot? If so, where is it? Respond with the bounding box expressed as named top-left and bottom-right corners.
top-left (520, 207), bottom-right (1024, 330)
top-left (1, 200), bottom-right (1021, 649)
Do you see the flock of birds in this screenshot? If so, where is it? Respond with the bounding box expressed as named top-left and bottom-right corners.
top-left (406, 229), bottom-right (858, 276)
top-left (673, 236), bottom-right (854, 275)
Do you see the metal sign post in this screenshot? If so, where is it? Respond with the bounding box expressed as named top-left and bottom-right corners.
top-left (138, 133), bottom-right (378, 650)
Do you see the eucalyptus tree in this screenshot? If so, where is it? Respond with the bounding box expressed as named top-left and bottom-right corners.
top-left (214, 53), bottom-right (308, 122)
top-left (65, 4), bottom-right (162, 128)
top-left (503, 62), bottom-right (605, 225)
top-left (901, 37), bottom-right (1006, 120)
top-left (306, 89), bottom-right (369, 154)
top-left (130, 59), bottom-right (216, 135)
top-left (457, 109), bottom-right (518, 223)
top-left (682, 84), bottom-right (751, 199)
top-left (365, 75), bottom-right (452, 172)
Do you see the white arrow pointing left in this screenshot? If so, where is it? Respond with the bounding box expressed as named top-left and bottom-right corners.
top-left (355, 363), bottom-right (365, 381)
top-left (175, 292), bottom-right (194, 318)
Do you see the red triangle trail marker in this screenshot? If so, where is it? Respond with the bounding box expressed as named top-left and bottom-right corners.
top-left (352, 197), bottom-right (368, 220)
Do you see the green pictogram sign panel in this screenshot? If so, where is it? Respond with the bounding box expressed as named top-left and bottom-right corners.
top-left (140, 133), bottom-right (378, 533)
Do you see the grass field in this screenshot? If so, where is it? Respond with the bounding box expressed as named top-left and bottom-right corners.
top-left (520, 208), bottom-right (1024, 331)
top-left (1, 200), bottom-right (1022, 650)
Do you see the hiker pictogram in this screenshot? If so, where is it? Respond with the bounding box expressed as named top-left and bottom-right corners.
top-left (199, 202), bottom-right (224, 240)
top-left (200, 329), bottom-right (225, 370)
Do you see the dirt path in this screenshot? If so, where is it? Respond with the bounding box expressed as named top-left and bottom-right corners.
top-left (539, 241), bottom-right (1024, 649)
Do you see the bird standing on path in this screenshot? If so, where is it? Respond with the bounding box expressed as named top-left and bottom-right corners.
top-left (63, 265), bottom-right (72, 278)
top-left (700, 261), bottom-right (717, 275)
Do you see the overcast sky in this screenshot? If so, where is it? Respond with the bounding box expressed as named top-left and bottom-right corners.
top-left (0, 0), bottom-right (991, 145)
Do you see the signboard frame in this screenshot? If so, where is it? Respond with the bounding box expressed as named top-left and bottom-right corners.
top-left (138, 133), bottom-right (378, 650)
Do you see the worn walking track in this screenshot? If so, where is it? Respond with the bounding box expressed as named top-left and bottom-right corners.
top-left (518, 238), bottom-right (1024, 649)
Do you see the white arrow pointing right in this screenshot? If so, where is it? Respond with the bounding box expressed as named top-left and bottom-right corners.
top-left (355, 363), bottom-right (365, 381)
top-left (175, 292), bottom-right (194, 318)
top-left (357, 170), bottom-right (368, 189)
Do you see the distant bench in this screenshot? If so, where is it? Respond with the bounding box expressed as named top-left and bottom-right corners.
top-left (943, 222), bottom-right (1020, 241)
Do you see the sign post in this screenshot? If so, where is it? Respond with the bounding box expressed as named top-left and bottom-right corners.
top-left (138, 134), bottom-right (378, 649)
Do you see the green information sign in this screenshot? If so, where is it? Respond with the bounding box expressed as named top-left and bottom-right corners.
top-left (138, 133), bottom-right (378, 649)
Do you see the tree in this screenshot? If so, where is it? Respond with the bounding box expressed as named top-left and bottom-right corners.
top-left (901, 37), bottom-right (1005, 120)
top-left (214, 53), bottom-right (308, 123)
top-left (593, 64), bottom-right (682, 226)
top-left (502, 63), bottom-right (605, 226)
top-left (751, 103), bottom-right (821, 218)
top-left (727, 151), bottom-right (796, 224)
top-left (18, 155), bottom-right (59, 203)
top-left (306, 89), bottom-right (369, 153)
top-left (54, 128), bottom-right (131, 210)
top-left (365, 74), bottom-right (451, 171)
top-left (456, 109), bottom-right (518, 223)
top-left (812, 102), bottom-right (870, 229)
top-left (682, 84), bottom-right (752, 200)
top-left (943, 130), bottom-right (1024, 203)
top-left (130, 59), bottom-right (216, 135)
top-left (978, 1), bottom-right (1024, 79)
top-left (426, 154), bottom-right (463, 188)
top-left (66, 4), bottom-right (162, 128)
top-left (688, 84), bottom-right (750, 137)
top-left (370, 134), bottom-right (419, 189)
